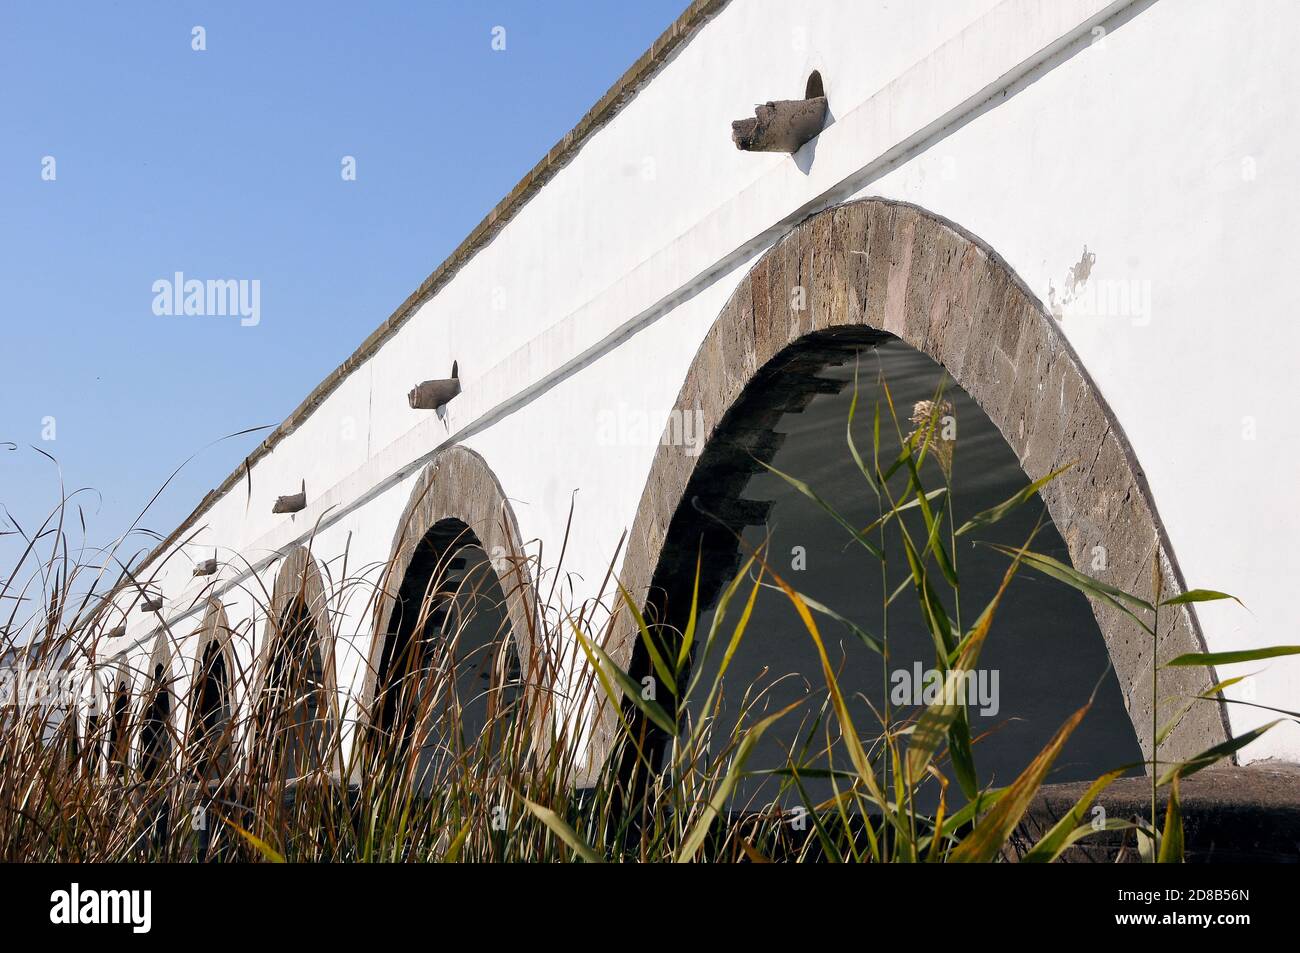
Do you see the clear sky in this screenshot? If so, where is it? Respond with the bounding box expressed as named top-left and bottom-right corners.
top-left (0, 1), bottom-right (687, 576)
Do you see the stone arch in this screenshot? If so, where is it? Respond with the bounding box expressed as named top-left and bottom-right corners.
top-left (141, 632), bottom-right (175, 694)
top-left (103, 654), bottom-right (133, 775)
top-left (187, 598), bottom-right (238, 780)
top-left (598, 197), bottom-right (1229, 773)
top-left (360, 445), bottom-right (547, 745)
top-left (138, 633), bottom-right (175, 781)
top-left (254, 545), bottom-right (341, 776)
top-left (78, 658), bottom-right (112, 774)
top-left (805, 69), bottom-right (824, 100)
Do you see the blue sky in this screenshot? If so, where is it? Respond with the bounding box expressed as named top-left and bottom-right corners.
top-left (0, 1), bottom-right (686, 573)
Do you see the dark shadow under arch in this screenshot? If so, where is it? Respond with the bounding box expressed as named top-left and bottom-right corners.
top-left (255, 546), bottom-right (340, 781)
top-left (139, 636), bottom-right (174, 782)
top-left (674, 337), bottom-right (1146, 805)
top-left (187, 599), bottom-right (237, 783)
top-left (107, 664), bottom-right (131, 777)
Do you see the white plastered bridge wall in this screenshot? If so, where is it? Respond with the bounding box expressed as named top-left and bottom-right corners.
top-left (99, 0), bottom-right (1300, 763)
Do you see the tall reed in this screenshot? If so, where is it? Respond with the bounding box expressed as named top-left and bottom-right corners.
top-left (1, 366), bottom-right (1290, 862)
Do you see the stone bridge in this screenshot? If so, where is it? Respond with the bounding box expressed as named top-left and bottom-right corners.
top-left (86, 0), bottom-right (1300, 788)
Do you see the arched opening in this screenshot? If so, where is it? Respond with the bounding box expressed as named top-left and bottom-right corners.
top-left (139, 661), bottom-right (172, 782)
top-left (373, 519), bottom-right (523, 793)
top-left (253, 548), bottom-right (338, 786)
top-left (804, 69), bottom-right (824, 100)
top-left (601, 198), bottom-right (1228, 788)
top-left (635, 332), bottom-right (1143, 809)
top-left (108, 678), bottom-right (130, 776)
top-left (83, 705), bottom-right (101, 775)
top-left (361, 447), bottom-right (548, 787)
top-left (259, 597), bottom-right (330, 782)
top-left (189, 639), bottom-right (233, 782)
